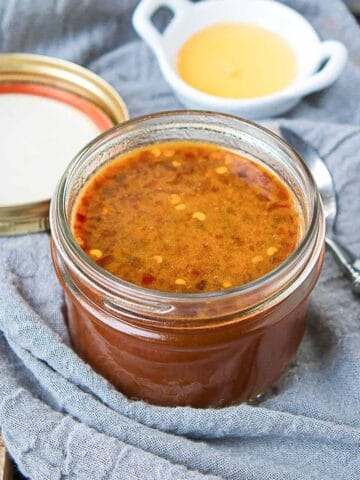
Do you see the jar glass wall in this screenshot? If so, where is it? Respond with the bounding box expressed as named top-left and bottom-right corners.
top-left (50, 112), bottom-right (325, 408)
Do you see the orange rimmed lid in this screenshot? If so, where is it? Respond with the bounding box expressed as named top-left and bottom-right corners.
top-left (0, 53), bottom-right (129, 236)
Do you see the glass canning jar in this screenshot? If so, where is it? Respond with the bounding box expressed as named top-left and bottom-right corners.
top-left (50, 111), bottom-right (325, 408)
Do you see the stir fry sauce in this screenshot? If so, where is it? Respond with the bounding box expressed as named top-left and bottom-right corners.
top-left (71, 142), bottom-right (302, 293)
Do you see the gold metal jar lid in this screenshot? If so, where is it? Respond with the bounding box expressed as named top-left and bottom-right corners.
top-left (0, 53), bottom-right (129, 236)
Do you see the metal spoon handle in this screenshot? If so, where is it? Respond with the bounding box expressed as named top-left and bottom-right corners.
top-left (325, 236), bottom-right (360, 295)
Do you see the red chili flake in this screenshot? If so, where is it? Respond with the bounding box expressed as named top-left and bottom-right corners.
top-left (258, 172), bottom-right (271, 187)
top-left (98, 255), bottom-right (115, 267)
top-left (141, 273), bottom-right (155, 285)
top-left (196, 280), bottom-right (207, 290)
top-left (226, 206), bottom-right (236, 215)
top-left (186, 266), bottom-right (201, 277)
top-left (231, 236), bottom-right (244, 246)
top-left (237, 169), bottom-right (248, 178)
top-left (277, 187), bottom-right (290, 201)
top-left (218, 176), bottom-right (229, 185)
top-left (76, 212), bottom-right (86, 223)
top-left (182, 165), bottom-right (194, 175)
top-left (256, 193), bottom-right (270, 202)
top-left (268, 202), bottom-right (287, 212)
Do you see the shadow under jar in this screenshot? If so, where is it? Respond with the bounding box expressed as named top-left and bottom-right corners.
top-left (50, 111), bottom-right (325, 408)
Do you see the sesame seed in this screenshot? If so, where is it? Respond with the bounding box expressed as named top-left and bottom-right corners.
top-left (76, 236), bottom-right (84, 247)
top-left (175, 203), bottom-right (186, 210)
top-left (170, 194), bottom-right (181, 205)
top-left (215, 166), bottom-right (228, 174)
top-left (151, 148), bottom-right (161, 157)
top-left (222, 280), bottom-right (232, 288)
top-left (251, 255), bottom-right (263, 264)
top-left (172, 160), bottom-right (181, 167)
top-left (192, 211), bottom-right (206, 221)
top-left (89, 249), bottom-right (103, 260)
top-left (153, 255), bottom-right (163, 264)
top-left (175, 278), bottom-right (186, 285)
top-left (164, 149), bottom-right (175, 157)
top-left (267, 246), bottom-right (278, 256)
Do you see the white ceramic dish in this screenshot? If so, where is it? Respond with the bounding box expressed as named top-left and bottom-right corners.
top-left (133, 0), bottom-right (348, 119)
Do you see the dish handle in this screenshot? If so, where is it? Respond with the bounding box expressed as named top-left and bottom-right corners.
top-left (133, 0), bottom-right (191, 54)
top-left (286, 40), bottom-right (348, 98)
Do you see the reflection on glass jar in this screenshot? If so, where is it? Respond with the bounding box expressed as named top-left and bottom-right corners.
top-left (50, 112), bottom-right (325, 408)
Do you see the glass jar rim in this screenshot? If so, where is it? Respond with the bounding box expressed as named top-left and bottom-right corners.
top-left (50, 110), bottom-right (323, 317)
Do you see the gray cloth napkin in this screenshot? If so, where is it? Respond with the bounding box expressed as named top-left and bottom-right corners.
top-left (0, 1), bottom-right (360, 479)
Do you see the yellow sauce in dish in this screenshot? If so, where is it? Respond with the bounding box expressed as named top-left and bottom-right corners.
top-left (177, 22), bottom-right (297, 99)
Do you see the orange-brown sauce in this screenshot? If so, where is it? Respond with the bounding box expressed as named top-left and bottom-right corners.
top-left (72, 142), bottom-right (302, 293)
